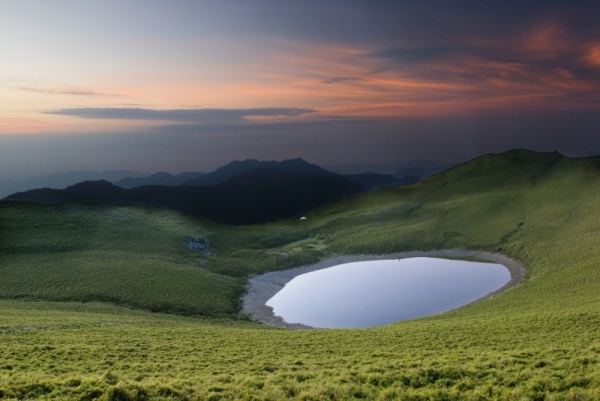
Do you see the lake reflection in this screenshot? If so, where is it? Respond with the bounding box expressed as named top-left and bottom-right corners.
top-left (266, 257), bottom-right (510, 328)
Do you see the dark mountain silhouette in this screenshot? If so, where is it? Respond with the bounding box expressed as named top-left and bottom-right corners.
top-left (0, 170), bottom-right (145, 199)
top-left (115, 171), bottom-right (205, 189)
top-left (182, 158), bottom-right (332, 186)
top-left (5, 169), bottom-right (362, 225)
top-left (3, 158), bottom-right (425, 224)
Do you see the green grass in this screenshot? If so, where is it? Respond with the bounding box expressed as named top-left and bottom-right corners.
top-left (1, 149), bottom-right (600, 399)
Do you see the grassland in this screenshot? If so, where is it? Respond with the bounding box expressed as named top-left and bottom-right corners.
top-left (1, 149), bottom-right (600, 400)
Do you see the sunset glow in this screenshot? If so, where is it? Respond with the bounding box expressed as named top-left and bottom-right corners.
top-left (1, 1), bottom-right (599, 179)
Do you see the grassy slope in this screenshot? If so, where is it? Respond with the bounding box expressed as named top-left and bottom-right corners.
top-left (1, 149), bottom-right (600, 400)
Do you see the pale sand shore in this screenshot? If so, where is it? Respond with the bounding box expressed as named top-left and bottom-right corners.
top-left (241, 249), bottom-right (526, 330)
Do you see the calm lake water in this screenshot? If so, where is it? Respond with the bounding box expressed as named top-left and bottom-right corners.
top-left (266, 257), bottom-right (510, 328)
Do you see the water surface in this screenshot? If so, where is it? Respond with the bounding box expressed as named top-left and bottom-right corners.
top-left (266, 257), bottom-right (510, 328)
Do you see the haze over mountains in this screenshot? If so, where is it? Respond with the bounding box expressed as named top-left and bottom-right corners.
top-left (0, 170), bottom-right (146, 199)
top-left (6, 158), bottom-right (442, 224)
top-left (3, 158), bottom-right (448, 224)
top-left (115, 158), bottom-right (331, 189)
top-left (6, 169), bottom-right (361, 225)
top-left (115, 172), bottom-right (206, 189)
top-left (1, 158), bottom-right (446, 198)
top-left (113, 158), bottom-right (433, 191)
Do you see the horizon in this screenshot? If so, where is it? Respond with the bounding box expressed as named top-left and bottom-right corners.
top-left (0, 148), bottom-right (585, 183)
top-left (1, 155), bottom-right (450, 180)
top-left (1, 1), bottom-right (599, 180)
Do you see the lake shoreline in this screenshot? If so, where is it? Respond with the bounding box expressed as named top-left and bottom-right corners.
top-left (240, 249), bottom-right (527, 330)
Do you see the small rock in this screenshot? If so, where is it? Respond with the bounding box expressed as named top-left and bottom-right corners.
top-left (184, 237), bottom-right (212, 256)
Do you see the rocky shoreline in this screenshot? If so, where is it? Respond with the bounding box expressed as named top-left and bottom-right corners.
top-left (240, 249), bottom-right (527, 330)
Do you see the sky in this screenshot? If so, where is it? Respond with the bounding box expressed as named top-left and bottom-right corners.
top-left (1, 0), bottom-right (599, 179)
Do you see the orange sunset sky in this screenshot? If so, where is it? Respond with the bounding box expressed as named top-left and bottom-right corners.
top-left (1, 1), bottom-right (599, 179)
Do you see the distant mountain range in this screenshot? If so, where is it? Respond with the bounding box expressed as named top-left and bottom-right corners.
top-left (0, 159), bottom-right (452, 198)
top-left (113, 159), bottom-right (409, 192)
top-left (3, 158), bottom-right (453, 224)
top-left (6, 169), bottom-right (362, 225)
top-left (0, 170), bottom-right (145, 199)
top-left (115, 172), bottom-right (206, 189)
top-left (327, 160), bottom-right (456, 179)
top-left (114, 158), bottom-right (330, 189)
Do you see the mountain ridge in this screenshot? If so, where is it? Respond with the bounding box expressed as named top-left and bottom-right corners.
top-left (182, 158), bottom-right (333, 187)
top-left (5, 169), bottom-right (363, 225)
top-left (0, 170), bottom-right (145, 199)
top-left (115, 171), bottom-right (206, 189)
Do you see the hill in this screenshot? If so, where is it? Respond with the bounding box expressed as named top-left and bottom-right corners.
top-left (393, 166), bottom-right (447, 180)
top-left (1, 149), bottom-right (600, 399)
top-left (344, 173), bottom-right (418, 191)
top-left (5, 169), bottom-right (362, 225)
top-left (327, 159), bottom-right (454, 175)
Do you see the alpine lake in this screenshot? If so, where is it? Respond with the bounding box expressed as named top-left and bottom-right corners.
top-left (266, 257), bottom-right (511, 328)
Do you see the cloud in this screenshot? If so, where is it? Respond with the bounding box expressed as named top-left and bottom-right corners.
top-left (585, 44), bottom-right (600, 67)
top-left (44, 107), bottom-right (317, 123)
top-left (323, 76), bottom-right (361, 84)
top-left (371, 47), bottom-right (449, 64)
top-left (353, 22), bottom-right (600, 116)
top-left (18, 87), bottom-right (126, 97)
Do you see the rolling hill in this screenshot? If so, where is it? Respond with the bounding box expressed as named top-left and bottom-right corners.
top-left (1, 149), bottom-right (599, 400)
top-left (343, 173), bottom-right (418, 191)
top-left (326, 159), bottom-right (454, 175)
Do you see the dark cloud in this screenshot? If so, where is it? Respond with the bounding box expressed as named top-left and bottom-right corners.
top-left (371, 47), bottom-right (449, 64)
top-left (219, 1), bottom-right (599, 47)
top-left (18, 87), bottom-right (126, 97)
top-left (323, 77), bottom-right (361, 84)
top-left (372, 41), bottom-right (600, 82)
top-left (364, 23), bottom-right (600, 112)
top-left (45, 107), bottom-right (316, 123)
